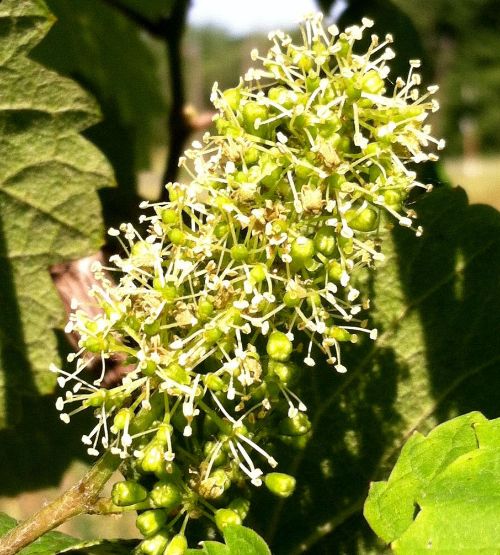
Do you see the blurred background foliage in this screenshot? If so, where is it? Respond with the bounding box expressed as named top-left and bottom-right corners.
top-left (1, 0), bottom-right (499, 552)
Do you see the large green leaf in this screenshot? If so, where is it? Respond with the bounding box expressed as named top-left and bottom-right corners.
top-left (365, 413), bottom-right (500, 553)
top-left (0, 0), bottom-right (114, 427)
top-left (251, 186), bottom-right (500, 553)
top-left (0, 512), bottom-right (79, 554)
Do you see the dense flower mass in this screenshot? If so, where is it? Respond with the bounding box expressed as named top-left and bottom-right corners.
top-left (51, 13), bottom-right (442, 550)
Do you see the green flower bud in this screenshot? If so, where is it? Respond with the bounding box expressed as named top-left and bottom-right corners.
top-left (278, 412), bottom-right (311, 436)
top-left (362, 70), bottom-right (384, 94)
top-left (215, 508), bottom-right (242, 531)
top-left (223, 88), bottom-right (241, 111)
top-left (161, 208), bottom-right (178, 225)
top-left (83, 335), bottom-right (109, 353)
top-left (112, 480), bottom-right (148, 507)
top-left (166, 363), bottom-right (190, 385)
top-left (314, 226), bottom-right (336, 255)
top-left (264, 472), bottom-right (296, 498)
top-left (242, 101), bottom-right (268, 135)
top-left (113, 408), bottom-right (132, 431)
top-left (138, 530), bottom-right (170, 555)
top-left (168, 228), bottom-right (187, 246)
top-left (136, 509), bottom-right (167, 537)
top-left (283, 290), bottom-right (302, 308)
top-left (290, 236), bottom-right (315, 264)
top-left (214, 222), bottom-right (229, 238)
top-left (346, 207), bottom-right (378, 232)
top-left (197, 298), bottom-right (215, 321)
top-left (328, 326), bottom-right (352, 342)
top-left (204, 373), bottom-right (225, 392)
top-left (230, 244), bottom-right (249, 261)
top-left (228, 497), bottom-right (250, 520)
top-left (84, 388), bottom-right (107, 408)
top-left (141, 359), bottom-right (157, 377)
top-left (165, 534), bottom-right (188, 555)
top-left (204, 327), bottom-right (223, 345)
top-left (266, 331), bottom-right (293, 362)
top-left (250, 263), bottom-right (267, 283)
top-left (150, 481), bottom-right (182, 510)
top-left (268, 360), bottom-right (296, 385)
top-left (327, 260), bottom-right (343, 282)
top-left (141, 441), bottom-right (165, 474)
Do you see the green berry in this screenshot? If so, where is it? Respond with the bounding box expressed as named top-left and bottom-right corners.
top-left (264, 472), bottom-right (296, 498)
top-left (136, 510), bottom-right (167, 537)
top-left (266, 331), bottom-right (293, 362)
top-left (141, 360), bottom-right (157, 377)
top-left (111, 480), bottom-right (148, 507)
top-left (215, 508), bottom-right (242, 531)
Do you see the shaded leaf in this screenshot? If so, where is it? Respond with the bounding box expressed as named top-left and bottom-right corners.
top-left (0, 0), bottom-right (114, 427)
top-left (0, 512), bottom-right (79, 554)
top-left (58, 537), bottom-right (139, 554)
top-left (33, 0), bottom-right (169, 223)
top-left (252, 186), bottom-right (500, 553)
top-left (364, 414), bottom-right (500, 553)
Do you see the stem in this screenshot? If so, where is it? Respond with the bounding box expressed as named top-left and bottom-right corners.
top-left (0, 451), bottom-right (120, 555)
top-left (101, 0), bottom-right (192, 200)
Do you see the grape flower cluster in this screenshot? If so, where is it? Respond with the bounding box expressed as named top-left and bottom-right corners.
top-left (51, 13), bottom-right (442, 553)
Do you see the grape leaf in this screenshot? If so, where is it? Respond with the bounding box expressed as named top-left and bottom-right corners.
top-left (364, 413), bottom-right (500, 553)
top-left (254, 187), bottom-right (500, 553)
top-left (0, 0), bottom-right (114, 428)
top-left (0, 512), bottom-right (79, 554)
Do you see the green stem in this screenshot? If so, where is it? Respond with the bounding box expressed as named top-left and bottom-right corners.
top-left (0, 451), bottom-right (120, 555)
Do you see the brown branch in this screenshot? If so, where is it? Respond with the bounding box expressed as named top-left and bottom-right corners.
top-left (0, 451), bottom-right (120, 555)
